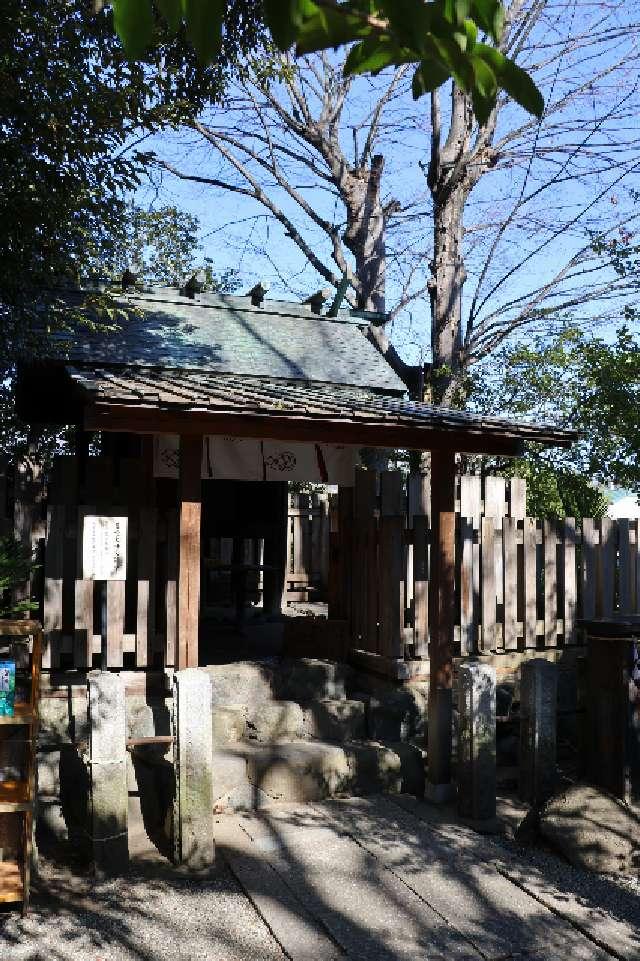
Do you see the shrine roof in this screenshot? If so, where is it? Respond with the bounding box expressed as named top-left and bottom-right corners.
top-left (44, 286), bottom-right (406, 394)
top-left (67, 365), bottom-right (577, 452)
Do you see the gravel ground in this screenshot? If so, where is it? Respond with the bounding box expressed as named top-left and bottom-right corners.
top-left (0, 861), bottom-right (285, 961)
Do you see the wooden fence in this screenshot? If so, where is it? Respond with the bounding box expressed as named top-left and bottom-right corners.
top-left (329, 470), bottom-right (640, 665)
top-left (285, 491), bottom-right (330, 602)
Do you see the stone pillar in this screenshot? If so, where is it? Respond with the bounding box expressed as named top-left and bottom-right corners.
top-left (458, 662), bottom-right (496, 823)
top-left (519, 659), bottom-right (558, 805)
top-left (173, 669), bottom-right (214, 872)
top-left (88, 671), bottom-right (128, 874)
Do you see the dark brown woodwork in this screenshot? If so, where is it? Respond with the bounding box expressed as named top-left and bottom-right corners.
top-left (84, 403), bottom-right (542, 455)
top-left (427, 449), bottom-right (457, 788)
top-left (177, 435), bottom-right (202, 669)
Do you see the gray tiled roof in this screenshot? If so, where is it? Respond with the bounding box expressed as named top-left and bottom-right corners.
top-left (68, 366), bottom-right (577, 446)
top-left (51, 289), bottom-right (406, 393)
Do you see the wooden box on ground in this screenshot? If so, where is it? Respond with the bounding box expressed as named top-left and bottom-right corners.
top-left (0, 621), bottom-right (42, 914)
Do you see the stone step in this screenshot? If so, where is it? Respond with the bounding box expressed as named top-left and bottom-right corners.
top-left (277, 658), bottom-right (352, 702)
top-left (235, 739), bottom-right (425, 804)
top-left (302, 698), bottom-right (366, 742)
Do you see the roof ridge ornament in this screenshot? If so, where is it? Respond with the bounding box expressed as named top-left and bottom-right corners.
top-left (302, 288), bottom-right (332, 315)
top-left (246, 280), bottom-right (270, 307)
top-left (181, 271), bottom-right (207, 299)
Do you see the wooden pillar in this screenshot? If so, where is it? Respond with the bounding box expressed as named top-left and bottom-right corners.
top-left (263, 482), bottom-right (288, 617)
top-left (178, 435), bottom-right (202, 669)
top-left (426, 448), bottom-right (456, 800)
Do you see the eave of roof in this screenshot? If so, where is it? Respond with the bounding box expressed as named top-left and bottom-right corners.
top-left (69, 365), bottom-right (578, 455)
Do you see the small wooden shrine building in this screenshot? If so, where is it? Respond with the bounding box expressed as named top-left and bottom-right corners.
top-left (15, 282), bottom-right (575, 792)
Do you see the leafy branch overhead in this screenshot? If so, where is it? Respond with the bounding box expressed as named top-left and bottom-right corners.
top-left (108, 0), bottom-right (544, 123)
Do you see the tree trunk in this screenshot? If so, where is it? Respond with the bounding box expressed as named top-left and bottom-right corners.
top-left (430, 183), bottom-right (467, 405)
top-left (343, 154), bottom-right (387, 312)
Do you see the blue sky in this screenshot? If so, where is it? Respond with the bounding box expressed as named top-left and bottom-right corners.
top-left (133, 2), bottom-right (640, 368)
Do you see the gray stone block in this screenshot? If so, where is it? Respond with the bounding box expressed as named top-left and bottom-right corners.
top-left (247, 701), bottom-right (304, 742)
top-left (244, 741), bottom-right (352, 801)
top-left (303, 699), bottom-right (366, 742)
top-left (213, 750), bottom-right (249, 799)
top-left (92, 760), bottom-right (128, 841)
top-left (344, 742), bottom-right (402, 795)
top-left (212, 706), bottom-right (247, 745)
top-left (385, 742), bottom-right (426, 796)
top-left (520, 659), bottom-right (558, 805)
top-left (39, 695), bottom-right (88, 745)
top-left (205, 661), bottom-right (276, 708)
top-left (89, 672), bottom-right (126, 764)
top-left (539, 784), bottom-right (640, 874)
top-left (457, 662), bottom-right (496, 823)
top-left (368, 691), bottom-right (421, 742)
top-left (174, 668), bottom-right (215, 871)
top-left (89, 672), bottom-right (128, 874)
top-left (278, 658), bottom-right (351, 701)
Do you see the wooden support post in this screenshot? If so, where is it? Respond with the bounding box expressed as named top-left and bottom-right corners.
top-left (426, 449), bottom-right (456, 800)
top-left (178, 435), bottom-right (202, 670)
top-left (263, 482), bottom-right (288, 618)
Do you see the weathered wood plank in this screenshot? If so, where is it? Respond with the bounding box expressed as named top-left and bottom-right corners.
top-left (136, 506), bottom-right (157, 668)
top-left (503, 517), bottom-right (518, 651)
top-left (459, 517), bottom-right (474, 656)
top-left (178, 435), bottom-right (202, 669)
top-left (617, 518), bottom-right (632, 615)
top-left (599, 517), bottom-right (615, 618)
top-left (543, 520), bottom-right (557, 648)
top-left (563, 518), bottom-right (577, 645)
top-left (379, 515), bottom-right (404, 659)
top-left (481, 516), bottom-right (496, 652)
top-left (165, 509), bottom-right (178, 667)
top-left (106, 579), bottom-right (125, 668)
top-left (412, 515), bottom-right (429, 658)
top-left (73, 505), bottom-right (95, 670)
top-left (43, 505), bottom-right (66, 669)
top-left (523, 518), bottom-right (537, 648)
top-left (509, 478), bottom-right (527, 519)
top-left (582, 517), bottom-right (597, 620)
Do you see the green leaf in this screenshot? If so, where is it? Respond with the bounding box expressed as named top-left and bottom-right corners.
top-left (183, 0), bottom-right (224, 64)
top-left (295, 7), bottom-right (371, 56)
top-left (476, 43), bottom-right (544, 116)
top-left (156, 0), bottom-right (182, 34)
top-left (266, 0), bottom-right (318, 51)
top-left (471, 0), bottom-right (504, 40)
top-left (411, 58), bottom-right (451, 98)
top-left (112, 0), bottom-right (154, 59)
top-left (428, 34), bottom-right (474, 91)
top-left (470, 52), bottom-right (496, 100)
top-left (380, 0), bottom-right (435, 46)
top-left (344, 37), bottom-right (411, 75)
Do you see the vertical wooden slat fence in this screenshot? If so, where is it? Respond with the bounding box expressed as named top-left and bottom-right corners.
top-left (335, 470), bottom-right (640, 666)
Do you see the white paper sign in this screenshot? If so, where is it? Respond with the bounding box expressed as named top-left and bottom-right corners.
top-left (82, 515), bottom-right (128, 581)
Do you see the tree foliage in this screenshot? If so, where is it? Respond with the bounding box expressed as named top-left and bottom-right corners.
top-left (107, 0), bottom-right (543, 123)
top-left (471, 326), bottom-right (640, 514)
top-left (86, 204), bottom-right (240, 289)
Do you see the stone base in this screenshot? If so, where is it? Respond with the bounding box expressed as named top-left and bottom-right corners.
top-left (424, 780), bottom-right (454, 803)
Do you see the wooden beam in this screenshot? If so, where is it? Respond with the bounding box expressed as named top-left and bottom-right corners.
top-left (177, 435), bottom-right (202, 670)
top-left (84, 404), bottom-right (538, 455)
top-left (427, 449), bottom-right (457, 792)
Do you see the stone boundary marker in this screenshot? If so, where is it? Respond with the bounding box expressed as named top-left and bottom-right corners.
top-left (173, 668), bottom-right (215, 871)
top-left (458, 661), bottom-right (496, 824)
top-left (520, 658), bottom-right (558, 804)
top-left (88, 670), bottom-right (128, 874)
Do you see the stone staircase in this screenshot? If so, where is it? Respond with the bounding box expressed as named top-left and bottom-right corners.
top-left (205, 658), bottom-right (428, 812)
